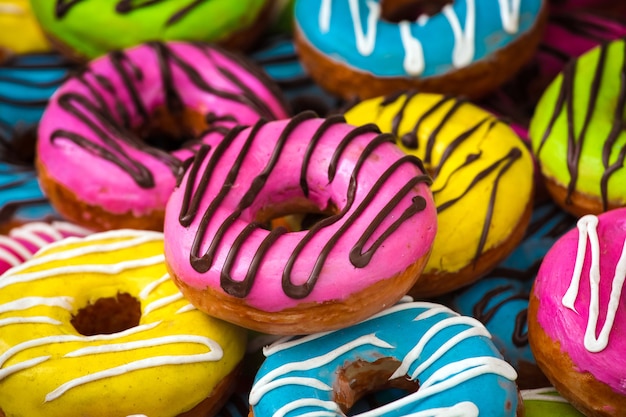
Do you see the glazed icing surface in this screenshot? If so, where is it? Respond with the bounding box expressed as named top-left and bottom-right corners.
top-left (345, 92), bottom-right (534, 276)
top-left (295, 0), bottom-right (543, 78)
top-left (0, 0), bottom-right (51, 53)
top-left (534, 208), bottom-right (626, 393)
top-left (249, 301), bottom-right (518, 416)
top-left (30, 0), bottom-right (269, 59)
top-left (164, 113), bottom-right (437, 312)
top-left (530, 38), bottom-right (626, 210)
top-left (37, 41), bottom-right (289, 218)
top-left (0, 229), bottom-right (247, 417)
top-left (522, 387), bottom-right (585, 416)
top-left (446, 201), bottom-right (575, 371)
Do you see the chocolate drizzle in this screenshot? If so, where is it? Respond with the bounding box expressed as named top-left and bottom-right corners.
top-left (472, 286), bottom-right (529, 347)
top-left (51, 42), bottom-right (285, 189)
top-left (177, 112), bottom-right (432, 299)
top-left (535, 40), bottom-right (626, 210)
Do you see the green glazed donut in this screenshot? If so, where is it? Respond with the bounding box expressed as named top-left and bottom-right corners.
top-left (30, 0), bottom-right (273, 60)
top-left (522, 388), bottom-right (585, 417)
top-left (529, 38), bottom-right (626, 217)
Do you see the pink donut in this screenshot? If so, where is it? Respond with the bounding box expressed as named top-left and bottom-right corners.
top-left (37, 41), bottom-right (290, 232)
top-left (164, 112), bottom-right (437, 335)
top-left (0, 221), bottom-right (91, 274)
top-left (529, 208), bottom-right (626, 417)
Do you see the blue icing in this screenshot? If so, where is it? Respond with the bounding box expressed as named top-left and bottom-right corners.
top-left (250, 301), bottom-right (518, 417)
top-left (295, 0), bottom-right (543, 78)
top-left (0, 162), bottom-right (56, 223)
top-left (445, 202), bottom-right (575, 372)
top-left (0, 53), bottom-right (73, 137)
top-left (250, 34), bottom-right (342, 116)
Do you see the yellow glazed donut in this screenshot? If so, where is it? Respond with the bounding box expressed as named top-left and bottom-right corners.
top-left (0, 229), bottom-right (247, 417)
top-left (0, 0), bottom-right (51, 55)
top-left (345, 92), bottom-right (534, 297)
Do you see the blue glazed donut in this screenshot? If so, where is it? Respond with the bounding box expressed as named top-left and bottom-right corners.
top-left (294, 0), bottom-right (547, 99)
top-left (249, 300), bottom-right (520, 416)
top-left (444, 201), bottom-right (575, 388)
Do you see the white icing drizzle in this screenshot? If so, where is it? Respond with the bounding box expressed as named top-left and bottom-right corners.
top-left (321, 0), bottom-right (523, 75)
top-left (139, 273), bottom-right (171, 299)
top-left (402, 402), bottom-right (479, 417)
top-left (0, 316), bottom-right (61, 328)
top-left (0, 356), bottom-right (50, 381)
top-left (142, 293), bottom-right (184, 315)
top-left (0, 296), bottom-right (73, 315)
top-left (521, 387), bottom-right (569, 403)
top-left (561, 215), bottom-right (626, 353)
top-left (273, 399), bottom-right (341, 417)
top-left (175, 304), bottom-right (196, 314)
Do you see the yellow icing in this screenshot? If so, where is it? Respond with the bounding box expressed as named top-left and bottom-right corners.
top-left (0, 230), bottom-right (247, 417)
top-left (345, 93), bottom-right (534, 276)
top-left (0, 0), bottom-right (51, 54)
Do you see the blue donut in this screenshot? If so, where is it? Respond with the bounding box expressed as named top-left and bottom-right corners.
top-left (444, 201), bottom-right (576, 388)
top-left (250, 34), bottom-right (342, 116)
top-left (249, 300), bottom-right (519, 416)
top-left (0, 53), bottom-right (75, 227)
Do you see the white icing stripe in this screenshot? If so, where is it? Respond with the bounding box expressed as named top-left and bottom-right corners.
top-left (562, 215), bottom-right (626, 353)
top-left (143, 293), bottom-right (183, 315)
top-left (0, 235), bottom-right (32, 261)
top-left (0, 356), bottom-right (50, 381)
top-left (35, 229), bottom-right (162, 257)
top-left (10, 228), bottom-right (55, 247)
top-left (139, 273), bottom-right (171, 299)
top-left (0, 316), bottom-right (62, 328)
top-left (0, 322), bottom-right (161, 368)
top-left (521, 387), bottom-right (569, 403)
top-left (0, 296), bottom-right (73, 315)
top-left (322, 0), bottom-right (521, 75)
top-left (0, 245), bottom-right (23, 267)
top-left (5, 234), bottom-right (164, 280)
top-left (175, 304), bottom-right (196, 314)
top-left (249, 334), bottom-right (392, 405)
top-left (401, 402), bottom-right (479, 417)
top-left (0, 255), bottom-right (166, 290)
top-left (49, 221), bottom-right (93, 237)
top-left (46, 348), bottom-right (223, 402)
top-left (273, 399), bottom-right (340, 417)
top-left (64, 335), bottom-right (221, 357)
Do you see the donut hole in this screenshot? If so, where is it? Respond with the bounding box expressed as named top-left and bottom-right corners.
top-left (71, 292), bottom-right (141, 336)
top-left (256, 198), bottom-right (339, 232)
top-left (333, 358), bottom-right (420, 415)
top-left (135, 106), bottom-right (208, 152)
top-left (381, 0), bottom-right (452, 23)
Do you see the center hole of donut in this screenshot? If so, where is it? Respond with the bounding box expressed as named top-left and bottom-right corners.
top-left (381, 0), bottom-right (452, 23)
top-left (256, 198), bottom-right (338, 232)
top-left (334, 358), bottom-right (420, 415)
top-left (137, 106), bottom-right (208, 152)
top-left (71, 293), bottom-right (141, 336)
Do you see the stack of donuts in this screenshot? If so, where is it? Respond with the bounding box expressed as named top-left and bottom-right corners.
top-left (0, 0), bottom-right (624, 416)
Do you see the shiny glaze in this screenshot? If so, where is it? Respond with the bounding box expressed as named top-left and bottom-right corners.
top-left (250, 301), bottom-right (518, 416)
top-left (37, 41), bottom-right (289, 219)
top-left (0, 229), bottom-right (247, 417)
top-left (345, 92), bottom-right (534, 281)
top-left (0, 0), bottom-right (51, 53)
top-left (164, 113), bottom-right (436, 311)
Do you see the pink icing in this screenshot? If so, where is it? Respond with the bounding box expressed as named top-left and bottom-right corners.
top-left (534, 208), bottom-right (626, 394)
top-left (37, 42), bottom-right (290, 217)
top-left (0, 221), bottom-right (91, 274)
top-left (163, 115), bottom-right (437, 312)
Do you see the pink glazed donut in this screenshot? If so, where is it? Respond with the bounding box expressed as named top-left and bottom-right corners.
top-left (37, 41), bottom-right (290, 232)
top-left (164, 112), bottom-right (438, 335)
top-left (528, 208), bottom-right (626, 417)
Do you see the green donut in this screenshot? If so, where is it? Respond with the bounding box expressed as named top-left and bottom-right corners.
top-left (529, 38), bottom-right (626, 216)
top-left (30, 0), bottom-right (273, 59)
top-left (522, 388), bottom-right (585, 417)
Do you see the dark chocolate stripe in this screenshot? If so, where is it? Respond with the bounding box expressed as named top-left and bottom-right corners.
top-left (55, 0), bottom-right (84, 18)
top-left (472, 285), bottom-right (529, 347)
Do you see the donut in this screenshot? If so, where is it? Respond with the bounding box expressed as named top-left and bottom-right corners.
top-left (345, 91), bottom-right (535, 297)
top-left (293, 0), bottom-right (548, 100)
top-left (29, 0), bottom-right (275, 60)
top-left (249, 300), bottom-right (521, 416)
top-left (37, 41), bottom-right (290, 232)
top-left (0, 221), bottom-right (91, 275)
top-left (0, 229), bottom-right (247, 417)
top-left (528, 208), bottom-right (626, 417)
top-left (444, 201), bottom-right (576, 388)
top-left (250, 34), bottom-right (344, 116)
top-left (522, 387), bottom-right (585, 417)
top-left (0, 0), bottom-right (51, 56)
top-left (164, 112), bottom-right (437, 335)
top-left (529, 38), bottom-right (626, 217)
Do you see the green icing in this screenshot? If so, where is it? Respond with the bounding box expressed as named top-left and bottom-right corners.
top-left (530, 39), bottom-right (626, 207)
top-left (523, 389), bottom-right (585, 417)
top-left (31, 0), bottom-right (267, 59)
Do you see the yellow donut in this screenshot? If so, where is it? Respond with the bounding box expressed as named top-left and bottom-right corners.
top-left (0, 229), bottom-right (247, 417)
top-left (0, 0), bottom-right (51, 54)
top-left (345, 92), bottom-right (534, 297)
